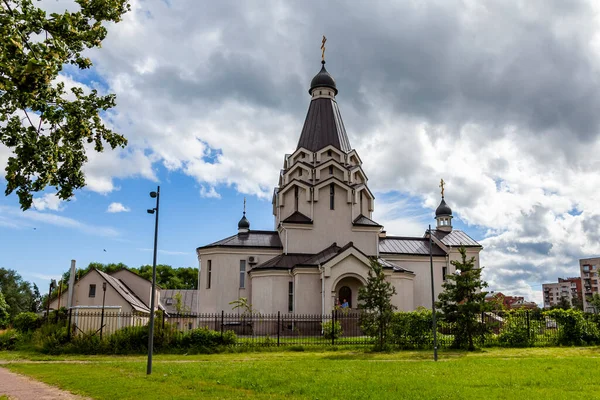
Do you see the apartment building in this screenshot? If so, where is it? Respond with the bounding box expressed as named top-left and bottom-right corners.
top-left (542, 277), bottom-right (582, 309)
top-left (581, 257), bottom-right (600, 312)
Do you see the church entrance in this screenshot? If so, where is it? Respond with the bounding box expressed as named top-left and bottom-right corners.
top-left (338, 286), bottom-right (352, 308)
top-left (334, 276), bottom-right (364, 310)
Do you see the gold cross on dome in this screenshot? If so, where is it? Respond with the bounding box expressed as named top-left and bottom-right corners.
top-left (243, 197), bottom-right (246, 215)
top-left (321, 35), bottom-right (327, 61)
top-left (439, 179), bottom-right (445, 198)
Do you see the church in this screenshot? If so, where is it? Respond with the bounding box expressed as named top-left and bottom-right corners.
top-left (196, 51), bottom-right (482, 315)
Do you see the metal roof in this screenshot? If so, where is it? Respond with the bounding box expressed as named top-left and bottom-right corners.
top-left (378, 258), bottom-right (414, 274)
top-left (198, 231), bottom-right (282, 250)
top-left (432, 230), bottom-right (481, 247)
top-left (378, 237), bottom-right (446, 256)
top-left (159, 289), bottom-right (198, 315)
top-left (96, 270), bottom-right (150, 313)
top-left (296, 98), bottom-right (351, 153)
top-left (282, 211), bottom-right (312, 224)
top-left (353, 214), bottom-right (382, 227)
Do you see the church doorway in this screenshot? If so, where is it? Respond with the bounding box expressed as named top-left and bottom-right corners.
top-left (339, 286), bottom-right (352, 308)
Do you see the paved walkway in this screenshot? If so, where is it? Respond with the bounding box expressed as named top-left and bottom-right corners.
top-left (0, 367), bottom-right (89, 399)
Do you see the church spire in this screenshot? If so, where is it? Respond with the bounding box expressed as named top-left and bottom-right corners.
top-left (435, 179), bottom-right (453, 232)
top-left (296, 37), bottom-right (351, 153)
top-left (238, 197), bottom-right (250, 234)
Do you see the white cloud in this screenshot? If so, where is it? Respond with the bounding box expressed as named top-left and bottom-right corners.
top-left (0, 205), bottom-right (119, 237)
top-left (32, 193), bottom-right (68, 211)
top-left (199, 185), bottom-right (221, 199)
top-left (107, 202), bottom-right (131, 213)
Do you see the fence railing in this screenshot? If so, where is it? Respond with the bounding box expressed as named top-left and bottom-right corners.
top-left (50, 309), bottom-right (566, 348)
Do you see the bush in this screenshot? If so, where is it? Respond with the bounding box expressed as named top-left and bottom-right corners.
top-left (13, 312), bottom-right (40, 333)
top-left (390, 308), bottom-right (433, 349)
top-left (0, 329), bottom-right (20, 350)
top-left (321, 320), bottom-right (343, 340)
top-left (545, 309), bottom-right (600, 346)
top-left (32, 323), bottom-right (70, 354)
top-left (498, 311), bottom-right (535, 347)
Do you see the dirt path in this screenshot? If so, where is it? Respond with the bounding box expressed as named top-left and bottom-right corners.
top-left (0, 367), bottom-right (90, 399)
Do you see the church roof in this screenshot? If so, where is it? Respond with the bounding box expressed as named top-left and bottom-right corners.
top-left (296, 98), bottom-right (351, 153)
top-left (431, 229), bottom-right (481, 247)
top-left (197, 231), bottom-right (283, 250)
top-left (282, 211), bottom-right (312, 224)
top-left (378, 237), bottom-right (446, 256)
top-left (353, 214), bottom-right (382, 227)
top-left (435, 198), bottom-right (452, 217)
top-left (252, 243), bottom-right (342, 271)
top-left (310, 62), bottom-right (338, 95)
top-left (378, 258), bottom-right (414, 274)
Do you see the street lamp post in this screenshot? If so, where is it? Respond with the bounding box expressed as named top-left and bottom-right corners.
top-left (428, 225), bottom-right (438, 362)
top-left (100, 282), bottom-right (107, 340)
top-left (146, 186), bottom-right (160, 375)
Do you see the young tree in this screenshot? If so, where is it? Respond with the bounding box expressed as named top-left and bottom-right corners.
top-left (358, 259), bottom-right (397, 349)
top-left (0, 291), bottom-right (10, 328)
top-left (1, 0), bottom-right (130, 209)
top-left (0, 268), bottom-right (33, 318)
top-left (551, 296), bottom-right (572, 311)
top-left (436, 247), bottom-right (490, 350)
top-left (588, 293), bottom-right (600, 313)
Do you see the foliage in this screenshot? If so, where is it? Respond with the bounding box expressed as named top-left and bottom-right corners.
top-left (229, 297), bottom-right (253, 315)
top-left (173, 292), bottom-right (191, 314)
top-left (550, 296), bottom-right (572, 310)
top-left (545, 308), bottom-right (600, 346)
top-left (358, 258), bottom-right (397, 349)
top-left (390, 308), bottom-right (433, 348)
top-left (0, 268), bottom-right (35, 319)
top-left (0, 291), bottom-right (9, 328)
top-left (136, 265), bottom-right (198, 290)
top-left (321, 320), bottom-right (343, 340)
top-left (0, 329), bottom-right (20, 350)
top-left (587, 293), bottom-right (600, 313)
top-left (497, 310), bottom-right (536, 347)
top-left (571, 296), bottom-right (583, 311)
top-left (12, 311), bottom-right (39, 332)
top-left (0, 0), bottom-right (130, 209)
top-left (436, 247), bottom-right (490, 350)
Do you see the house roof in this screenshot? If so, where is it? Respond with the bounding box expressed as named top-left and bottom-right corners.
top-left (96, 269), bottom-right (150, 313)
top-left (431, 229), bottom-right (481, 247)
top-left (197, 230), bottom-right (283, 250)
top-left (378, 237), bottom-right (446, 256)
top-left (353, 214), bottom-right (382, 227)
top-left (159, 289), bottom-right (198, 315)
top-left (296, 97), bottom-right (351, 153)
top-left (282, 211), bottom-right (312, 224)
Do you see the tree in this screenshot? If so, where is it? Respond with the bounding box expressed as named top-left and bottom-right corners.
top-left (30, 283), bottom-right (42, 312)
top-left (571, 296), bottom-right (583, 311)
top-left (173, 292), bottom-right (191, 314)
top-left (358, 258), bottom-right (397, 349)
top-left (0, 0), bottom-right (130, 209)
top-left (0, 268), bottom-right (33, 319)
top-left (436, 247), bottom-right (490, 350)
top-left (551, 296), bottom-right (572, 311)
top-left (0, 291), bottom-right (10, 328)
top-left (588, 293), bottom-right (600, 313)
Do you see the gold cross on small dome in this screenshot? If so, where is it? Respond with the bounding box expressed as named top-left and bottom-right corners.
top-left (439, 179), bottom-right (445, 198)
top-left (321, 35), bottom-right (327, 61)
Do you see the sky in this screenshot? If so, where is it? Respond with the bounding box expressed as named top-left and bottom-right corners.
top-left (2, 0), bottom-right (600, 305)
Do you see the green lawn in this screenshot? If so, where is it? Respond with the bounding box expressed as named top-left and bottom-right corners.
top-left (1, 347), bottom-right (600, 399)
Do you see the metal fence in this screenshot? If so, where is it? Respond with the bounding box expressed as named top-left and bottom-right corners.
top-left (52, 309), bottom-right (584, 348)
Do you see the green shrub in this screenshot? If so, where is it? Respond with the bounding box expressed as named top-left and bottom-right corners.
top-left (32, 323), bottom-right (70, 354)
top-left (0, 329), bottom-right (20, 350)
top-left (498, 311), bottom-right (535, 347)
top-left (321, 320), bottom-right (343, 340)
top-left (390, 308), bottom-right (433, 348)
top-left (545, 309), bottom-right (600, 346)
top-left (13, 312), bottom-right (40, 333)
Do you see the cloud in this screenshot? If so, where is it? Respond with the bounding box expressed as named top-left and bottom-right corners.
top-left (107, 202), bottom-right (131, 213)
top-left (19, 0), bottom-right (600, 304)
top-left (0, 205), bottom-right (119, 237)
top-left (32, 193), bottom-right (68, 211)
top-left (199, 186), bottom-right (221, 199)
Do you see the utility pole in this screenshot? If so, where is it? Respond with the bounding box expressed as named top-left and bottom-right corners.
top-left (146, 186), bottom-right (160, 375)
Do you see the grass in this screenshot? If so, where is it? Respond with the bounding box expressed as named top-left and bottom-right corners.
top-left (2, 347), bottom-right (600, 399)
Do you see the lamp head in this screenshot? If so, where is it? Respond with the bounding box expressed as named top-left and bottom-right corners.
top-left (150, 191), bottom-right (157, 198)
top-left (102, 282), bottom-right (107, 291)
top-left (147, 209), bottom-right (155, 214)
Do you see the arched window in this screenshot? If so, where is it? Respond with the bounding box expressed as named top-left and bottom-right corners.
top-left (329, 165), bottom-right (333, 175)
top-left (330, 183), bottom-right (335, 210)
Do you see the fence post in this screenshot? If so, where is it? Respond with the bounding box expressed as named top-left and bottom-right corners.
top-left (221, 310), bottom-right (224, 339)
top-left (66, 308), bottom-right (72, 341)
top-left (277, 311), bottom-right (281, 347)
top-left (332, 310), bottom-right (335, 346)
top-left (526, 310), bottom-right (531, 342)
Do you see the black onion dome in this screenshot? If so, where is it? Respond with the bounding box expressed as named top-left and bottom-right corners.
top-left (238, 214), bottom-right (250, 229)
top-left (435, 198), bottom-right (452, 217)
top-left (309, 61), bottom-right (338, 95)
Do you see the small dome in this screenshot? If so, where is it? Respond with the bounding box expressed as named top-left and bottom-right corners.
top-left (309, 62), bottom-right (338, 95)
top-left (435, 198), bottom-right (452, 217)
top-left (238, 214), bottom-right (250, 229)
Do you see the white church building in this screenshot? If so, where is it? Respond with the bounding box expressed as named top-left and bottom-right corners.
top-left (196, 58), bottom-right (482, 315)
